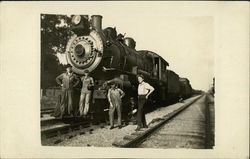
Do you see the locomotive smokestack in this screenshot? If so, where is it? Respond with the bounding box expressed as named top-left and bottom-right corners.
top-left (91, 15), bottom-right (102, 32)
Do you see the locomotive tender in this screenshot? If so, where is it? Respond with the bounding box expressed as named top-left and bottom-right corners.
top-left (65, 15), bottom-right (192, 119)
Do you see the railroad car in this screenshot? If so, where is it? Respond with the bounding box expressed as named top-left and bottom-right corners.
top-left (59, 15), bottom-right (193, 120)
top-left (179, 78), bottom-right (192, 99)
top-left (167, 70), bottom-right (181, 103)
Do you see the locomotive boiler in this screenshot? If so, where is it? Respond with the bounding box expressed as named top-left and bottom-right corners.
top-left (64, 15), bottom-right (192, 120)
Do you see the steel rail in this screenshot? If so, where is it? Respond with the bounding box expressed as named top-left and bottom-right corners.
top-left (41, 121), bottom-right (90, 138)
top-left (112, 94), bottom-right (204, 148)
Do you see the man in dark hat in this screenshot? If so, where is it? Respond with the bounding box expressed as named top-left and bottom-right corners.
top-left (79, 69), bottom-right (94, 117)
top-left (107, 81), bottom-right (125, 129)
top-left (136, 74), bottom-right (154, 131)
top-left (55, 65), bottom-right (79, 118)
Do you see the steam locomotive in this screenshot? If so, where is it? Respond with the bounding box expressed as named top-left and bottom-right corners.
top-left (63, 15), bottom-right (193, 120)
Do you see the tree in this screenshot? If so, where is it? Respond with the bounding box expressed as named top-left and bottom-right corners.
top-left (40, 14), bottom-right (73, 89)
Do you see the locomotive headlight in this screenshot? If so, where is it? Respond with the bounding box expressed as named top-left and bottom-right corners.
top-left (72, 15), bottom-right (81, 25)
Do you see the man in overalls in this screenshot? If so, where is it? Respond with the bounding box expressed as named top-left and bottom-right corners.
top-left (55, 65), bottom-right (79, 118)
top-left (79, 70), bottom-right (94, 118)
top-left (107, 82), bottom-right (125, 129)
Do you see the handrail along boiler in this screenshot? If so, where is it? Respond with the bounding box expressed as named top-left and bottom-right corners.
top-left (65, 15), bottom-right (193, 120)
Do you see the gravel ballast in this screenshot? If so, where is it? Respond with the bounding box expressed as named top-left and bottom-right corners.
top-left (53, 96), bottom-right (199, 147)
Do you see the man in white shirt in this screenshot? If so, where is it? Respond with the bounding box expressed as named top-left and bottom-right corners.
top-left (136, 74), bottom-right (154, 131)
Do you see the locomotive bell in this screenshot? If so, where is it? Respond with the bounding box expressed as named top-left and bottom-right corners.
top-left (124, 37), bottom-right (136, 49)
top-left (103, 27), bottom-right (117, 39)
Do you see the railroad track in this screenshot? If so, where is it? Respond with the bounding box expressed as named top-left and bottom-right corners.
top-left (41, 120), bottom-right (91, 139)
top-left (41, 94), bottom-right (206, 146)
top-left (41, 118), bottom-right (109, 145)
top-left (41, 115), bottom-right (105, 139)
top-left (41, 108), bottom-right (54, 118)
top-left (112, 94), bottom-right (204, 148)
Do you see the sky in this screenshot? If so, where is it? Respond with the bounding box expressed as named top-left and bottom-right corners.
top-left (57, 2), bottom-right (215, 91)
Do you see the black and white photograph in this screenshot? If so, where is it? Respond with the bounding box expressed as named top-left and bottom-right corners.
top-left (40, 13), bottom-right (215, 148)
top-left (0, 1), bottom-right (249, 158)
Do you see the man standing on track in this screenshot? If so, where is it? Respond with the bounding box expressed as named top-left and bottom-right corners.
top-left (55, 65), bottom-right (79, 118)
top-left (136, 74), bottom-right (154, 131)
top-left (79, 70), bottom-right (94, 118)
top-left (107, 82), bottom-right (125, 129)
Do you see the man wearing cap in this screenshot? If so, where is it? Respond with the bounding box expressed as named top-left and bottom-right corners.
top-left (55, 65), bottom-right (79, 118)
top-left (136, 74), bottom-right (154, 131)
top-left (107, 82), bottom-right (125, 129)
top-left (79, 70), bottom-right (94, 117)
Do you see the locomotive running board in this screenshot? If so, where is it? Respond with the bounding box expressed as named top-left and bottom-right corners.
top-left (102, 67), bottom-right (135, 76)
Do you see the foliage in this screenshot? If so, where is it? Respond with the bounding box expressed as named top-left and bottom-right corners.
top-left (41, 14), bottom-right (73, 89)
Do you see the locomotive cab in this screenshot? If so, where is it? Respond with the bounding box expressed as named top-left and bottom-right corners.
top-left (149, 52), bottom-right (169, 81)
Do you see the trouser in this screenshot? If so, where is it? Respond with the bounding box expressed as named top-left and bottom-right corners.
top-left (137, 95), bottom-right (147, 127)
top-left (109, 102), bottom-right (122, 127)
top-left (79, 92), bottom-right (91, 116)
top-left (60, 89), bottom-right (73, 116)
